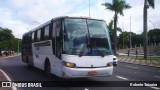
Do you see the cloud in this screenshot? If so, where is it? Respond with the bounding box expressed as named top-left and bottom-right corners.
top-left (0, 0), bottom-right (160, 39)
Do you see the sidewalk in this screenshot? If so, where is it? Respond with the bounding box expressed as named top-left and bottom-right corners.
top-left (118, 55), bottom-right (160, 67)
top-left (0, 54), bottom-right (20, 90)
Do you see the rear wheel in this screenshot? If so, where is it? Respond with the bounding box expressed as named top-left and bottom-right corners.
top-left (26, 56), bottom-right (33, 68)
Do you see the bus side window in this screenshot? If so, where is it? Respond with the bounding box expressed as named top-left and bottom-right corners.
top-left (32, 32), bottom-right (34, 42)
top-left (28, 33), bottom-right (31, 42)
top-left (44, 26), bottom-right (49, 40)
top-left (41, 28), bottom-right (44, 41)
top-left (34, 31), bottom-right (37, 42)
top-left (37, 29), bottom-right (41, 41)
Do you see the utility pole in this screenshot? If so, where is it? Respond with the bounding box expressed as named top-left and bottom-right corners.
top-left (89, 0), bottom-right (90, 17)
top-left (17, 39), bottom-right (19, 55)
top-left (130, 15), bottom-right (132, 49)
top-left (123, 22), bottom-right (124, 49)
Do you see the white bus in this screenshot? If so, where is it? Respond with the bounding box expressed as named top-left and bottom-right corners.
top-left (22, 16), bottom-right (114, 78)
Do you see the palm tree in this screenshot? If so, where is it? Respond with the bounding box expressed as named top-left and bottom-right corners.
top-left (107, 20), bottom-right (122, 50)
top-left (102, 0), bottom-right (131, 55)
top-left (143, 0), bottom-right (155, 59)
top-left (107, 20), bottom-right (122, 34)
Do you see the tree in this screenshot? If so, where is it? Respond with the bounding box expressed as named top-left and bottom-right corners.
top-left (118, 31), bottom-right (142, 49)
top-left (148, 28), bottom-right (160, 45)
top-left (107, 20), bottom-right (122, 45)
top-left (0, 27), bottom-right (21, 52)
top-left (102, 0), bottom-right (131, 55)
top-left (143, 0), bottom-right (155, 59)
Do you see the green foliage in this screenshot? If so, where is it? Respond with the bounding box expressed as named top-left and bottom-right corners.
top-left (118, 31), bottom-right (140, 49)
top-left (145, 0), bottom-right (155, 8)
top-left (148, 28), bottom-right (160, 44)
top-left (107, 20), bottom-right (114, 31)
top-left (0, 27), bottom-right (21, 52)
top-left (102, 0), bottom-right (131, 16)
top-left (107, 20), bottom-right (122, 33)
top-left (117, 28), bottom-right (160, 49)
top-left (102, 0), bottom-right (131, 55)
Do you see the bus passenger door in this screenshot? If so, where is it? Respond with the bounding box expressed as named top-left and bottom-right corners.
top-left (52, 20), bottom-right (63, 76)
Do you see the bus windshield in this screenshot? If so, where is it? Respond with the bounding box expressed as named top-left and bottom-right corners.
top-left (63, 18), bottom-right (112, 56)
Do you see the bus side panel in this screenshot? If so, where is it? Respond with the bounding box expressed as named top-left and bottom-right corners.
top-left (32, 40), bottom-right (63, 77)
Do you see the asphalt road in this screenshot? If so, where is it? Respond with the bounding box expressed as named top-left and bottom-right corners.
top-left (0, 56), bottom-right (160, 90)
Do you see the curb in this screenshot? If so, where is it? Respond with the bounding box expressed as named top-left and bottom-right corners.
top-left (118, 55), bottom-right (160, 68)
top-left (119, 61), bottom-right (160, 68)
top-left (0, 55), bottom-right (20, 59)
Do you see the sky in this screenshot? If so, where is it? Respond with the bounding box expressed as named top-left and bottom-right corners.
top-left (0, 0), bottom-right (160, 39)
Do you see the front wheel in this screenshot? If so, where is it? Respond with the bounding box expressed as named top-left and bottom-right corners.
top-left (45, 62), bottom-right (52, 78)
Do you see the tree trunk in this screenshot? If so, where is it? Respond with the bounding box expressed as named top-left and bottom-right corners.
top-left (143, 1), bottom-right (148, 59)
top-left (113, 13), bottom-right (117, 55)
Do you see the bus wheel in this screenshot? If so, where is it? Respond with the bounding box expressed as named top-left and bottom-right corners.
top-left (45, 61), bottom-right (52, 78)
top-left (26, 57), bottom-right (32, 68)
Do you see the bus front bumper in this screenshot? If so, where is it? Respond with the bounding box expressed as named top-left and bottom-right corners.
top-left (62, 66), bottom-right (113, 78)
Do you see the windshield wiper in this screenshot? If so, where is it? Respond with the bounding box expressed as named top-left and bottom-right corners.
top-left (79, 35), bottom-right (89, 57)
top-left (79, 43), bottom-right (88, 57)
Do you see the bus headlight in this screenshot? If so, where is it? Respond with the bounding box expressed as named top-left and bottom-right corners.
top-left (113, 58), bottom-right (117, 60)
top-left (63, 61), bottom-right (76, 68)
top-left (107, 62), bottom-right (113, 67)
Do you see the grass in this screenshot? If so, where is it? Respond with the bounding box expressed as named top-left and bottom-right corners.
top-left (136, 56), bottom-right (160, 61)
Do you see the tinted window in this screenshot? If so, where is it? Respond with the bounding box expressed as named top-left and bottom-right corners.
top-left (34, 31), bottom-right (37, 42)
top-left (32, 32), bottom-right (34, 42)
top-left (37, 29), bottom-right (41, 41)
top-left (52, 23), bottom-right (56, 38)
top-left (44, 26), bottom-right (49, 40)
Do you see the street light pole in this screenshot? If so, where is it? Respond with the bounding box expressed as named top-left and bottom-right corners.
top-left (89, 0), bottom-right (90, 17)
top-left (123, 22), bottom-right (124, 49)
top-left (130, 15), bottom-right (132, 49)
top-left (153, 37), bottom-right (156, 45)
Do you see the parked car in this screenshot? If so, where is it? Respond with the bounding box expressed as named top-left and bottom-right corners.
top-left (113, 55), bottom-right (118, 66)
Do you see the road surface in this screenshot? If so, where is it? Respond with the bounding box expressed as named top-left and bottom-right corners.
top-left (0, 56), bottom-right (160, 90)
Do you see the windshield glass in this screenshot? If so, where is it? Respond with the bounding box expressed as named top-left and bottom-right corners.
top-left (63, 18), bottom-right (112, 56)
top-left (63, 18), bottom-right (90, 55)
top-left (87, 20), bottom-right (112, 55)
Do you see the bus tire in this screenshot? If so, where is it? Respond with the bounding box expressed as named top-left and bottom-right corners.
top-left (45, 59), bottom-right (52, 78)
top-left (26, 56), bottom-right (33, 68)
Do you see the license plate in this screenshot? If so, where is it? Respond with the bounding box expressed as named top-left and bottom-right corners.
top-left (88, 71), bottom-right (96, 75)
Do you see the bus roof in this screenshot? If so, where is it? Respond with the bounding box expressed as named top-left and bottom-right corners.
top-left (23, 16), bottom-right (104, 36)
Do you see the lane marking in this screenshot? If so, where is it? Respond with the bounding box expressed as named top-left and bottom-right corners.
top-left (154, 76), bottom-right (160, 79)
top-left (116, 76), bottom-right (129, 80)
top-left (135, 72), bottom-right (137, 74)
top-left (125, 66), bottom-right (138, 69)
top-left (149, 87), bottom-right (160, 90)
top-left (84, 88), bottom-right (89, 90)
top-left (0, 69), bottom-right (17, 90)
